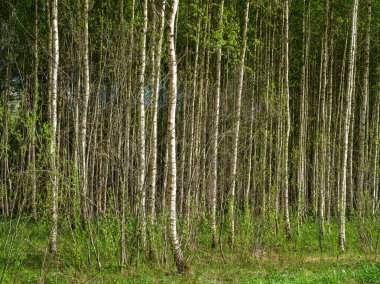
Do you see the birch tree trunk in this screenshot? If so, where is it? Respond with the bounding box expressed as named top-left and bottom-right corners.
top-left (80, 0), bottom-right (90, 227)
top-left (357, 0), bottom-right (371, 222)
top-left (138, 0), bottom-right (148, 249)
top-left (325, 16), bottom-right (334, 224)
top-left (186, 17), bottom-right (201, 225)
top-left (120, 0), bottom-right (135, 265)
top-left (49, 0), bottom-right (59, 255)
top-left (283, 0), bottom-right (291, 238)
top-left (319, 0), bottom-right (330, 244)
top-left (32, 0), bottom-right (39, 220)
top-left (210, 0), bottom-right (224, 249)
top-left (298, 0), bottom-right (309, 231)
top-left (1, 51), bottom-right (10, 217)
top-left (150, 0), bottom-right (166, 224)
top-left (340, 0), bottom-right (358, 251)
top-left (229, 0), bottom-right (250, 246)
top-left (119, 0), bottom-right (131, 266)
top-left (167, 0), bottom-right (187, 273)
top-left (371, 95), bottom-right (380, 215)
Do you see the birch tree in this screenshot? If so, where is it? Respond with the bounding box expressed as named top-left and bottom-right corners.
top-left (80, 0), bottom-right (90, 227)
top-left (167, 0), bottom-right (187, 273)
top-left (340, 0), bottom-right (359, 251)
top-left (284, 0), bottom-right (291, 238)
top-left (49, 0), bottom-right (59, 255)
top-left (319, 0), bottom-right (330, 243)
top-left (210, 0), bottom-right (224, 249)
top-left (229, 0), bottom-right (250, 246)
top-left (150, 0), bottom-right (166, 224)
top-left (357, 0), bottom-right (371, 222)
top-left (138, 0), bottom-right (148, 249)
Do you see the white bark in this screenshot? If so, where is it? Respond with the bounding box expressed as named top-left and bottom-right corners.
top-left (358, 0), bottom-right (371, 220)
top-left (340, 0), bottom-right (358, 251)
top-left (138, 0), bottom-right (148, 248)
top-left (167, 0), bottom-right (187, 273)
top-left (32, 0), bottom-right (39, 219)
top-left (150, 0), bottom-right (166, 224)
top-left (81, 0), bottom-right (90, 226)
top-left (211, 0), bottom-right (224, 248)
top-left (49, 0), bottom-right (59, 255)
top-left (230, 0), bottom-right (250, 245)
top-left (186, 18), bottom-right (201, 225)
top-left (372, 97), bottom-right (379, 215)
top-left (298, 0), bottom-right (310, 229)
top-left (284, 0), bottom-right (291, 238)
top-left (120, 0), bottom-right (135, 266)
top-left (319, 0), bottom-right (330, 240)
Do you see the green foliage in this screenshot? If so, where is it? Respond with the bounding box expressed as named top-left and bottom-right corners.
top-left (1, 216), bottom-right (379, 283)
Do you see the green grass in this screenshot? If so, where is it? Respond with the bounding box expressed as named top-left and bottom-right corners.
top-left (0, 215), bottom-right (379, 283)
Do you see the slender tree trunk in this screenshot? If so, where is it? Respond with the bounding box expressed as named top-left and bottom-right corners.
top-left (275, 110), bottom-right (283, 234)
top-left (179, 38), bottom-right (189, 219)
top-left (229, 0), bottom-right (250, 246)
top-left (167, 0), bottom-right (187, 273)
top-left (150, 0), bottom-right (166, 224)
top-left (348, 96), bottom-right (356, 222)
top-left (371, 95), bottom-right (380, 215)
top-left (336, 30), bottom-right (349, 218)
top-left (357, 0), bottom-right (371, 222)
top-left (210, 0), bottom-right (224, 249)
top-left (246, 10), bottom-right (259, 212)
top-left (340, 0), bottom-right (358, 251)
top-left (72, 72), bottom-right (80, 225)
top-left (283, 0), bottom-right (291, 238)
top-left (319, 0), bottom-right (330, 245)
top-left (1, 51), bottom-right (10, 217)
top-left (49, 0), bottom-right (59, 255)
top-left (138, 0), bottom-right (148, 249)
top-left (120, 0), bottom-right (135, 265)
top-left (31, 0), bottom-right (39, 220)
top-left (186, 17), bottom-right (201, 225)
top-left (119, 0), bottom-right (128, 266)
top-left (80, 0), bottom-right (90, 228)
top-left (298, 0), bottom-right (310, 231)
top-left (325, 14), bottom-right (334, 224)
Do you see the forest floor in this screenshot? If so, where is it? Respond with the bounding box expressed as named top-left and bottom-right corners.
top-left (110, 254), bottom-right (378, 283)
top-left (1, 217), bottom-right (379, 283)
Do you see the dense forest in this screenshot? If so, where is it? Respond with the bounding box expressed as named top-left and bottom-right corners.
top-left (0, 0), bottom-right (379, 281)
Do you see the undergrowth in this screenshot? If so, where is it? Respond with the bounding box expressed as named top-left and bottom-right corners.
top-left (0, 213), bottom-right (379, 283)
